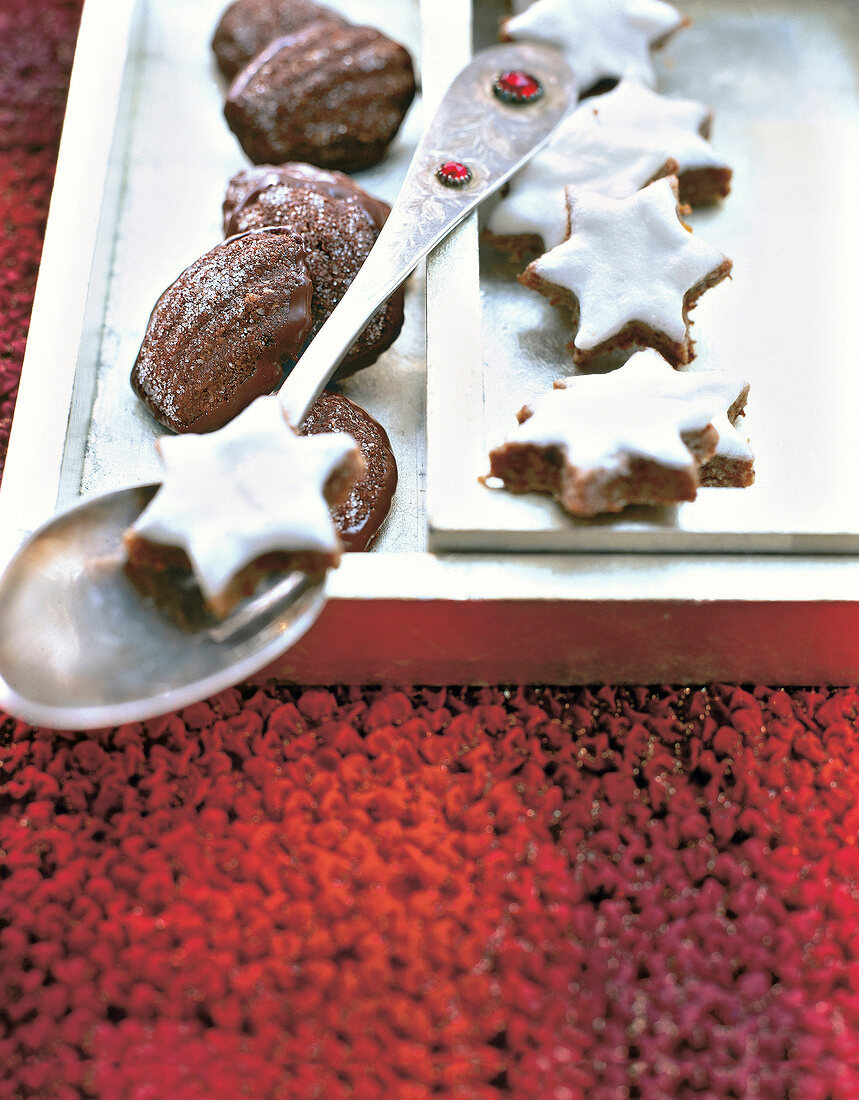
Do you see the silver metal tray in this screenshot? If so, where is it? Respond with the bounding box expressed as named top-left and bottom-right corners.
top-left (1, 0), bottom-right (857, 685)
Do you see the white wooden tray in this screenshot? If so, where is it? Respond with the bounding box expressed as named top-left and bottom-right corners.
top-left (1, 0), bottom-right (857, 686)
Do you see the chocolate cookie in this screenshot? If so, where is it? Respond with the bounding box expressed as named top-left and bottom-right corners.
top-left (131, 227), bottom-right (313, 433)
top-left (301, 391), bottom-right (397, 551)
top-left (223, 164), bottom-right (404, 374)
top-left (224, 20), bottom-right (416, 172)
top-left (212, 0), bottom-right (347, 82)
top-left (223, 162), bottom-right (391, 238)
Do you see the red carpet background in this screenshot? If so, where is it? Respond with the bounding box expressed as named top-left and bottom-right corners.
top-left (1, 3), bottom-right (858, 1098)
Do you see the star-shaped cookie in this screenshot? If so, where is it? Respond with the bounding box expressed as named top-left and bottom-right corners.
top-left (487, 349), bottom-right (753, 515)
top-left (699, 383), bottom-right (755, 487)
top-left (577, 77), bottom-right (732, 204)
top-left (519, 176), bottom-right (732, 366)
top-left (125, 395), bottom-right (363, 616)
top-left (501, 0), bottom-right (687, 92)
top-left (485, 108), bottom-right (678, 257)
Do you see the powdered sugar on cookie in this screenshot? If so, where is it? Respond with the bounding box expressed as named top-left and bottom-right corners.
top-left (519, 176), bottom-right (732, 366)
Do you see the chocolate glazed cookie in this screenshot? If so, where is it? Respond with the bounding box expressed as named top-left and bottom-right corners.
top-left (222, 163), bottom-right (391, 237)
top-left (301, 392), bottom-right (397, 551)
top-left (131, 227), bottom-right (313, 434)
top-left (223, 164), bottom-right (405, 375)
top-left (211, 0), bottom-right (347, 82)
top-left (224, 20), bottom-right (416, 172)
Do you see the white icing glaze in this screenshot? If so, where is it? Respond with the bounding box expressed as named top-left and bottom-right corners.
top-left (585, 76), bottom-right (709, 134)
top-left (503, 0), bottom-right (685, 90)
top-left (487, 77), bottom-right (728, 251)
top-left (711, 407), bottom-right (754, 462)
top-left (576, 78), bottom-right (729, 173)
top-left (528, 176), bottom-right (730, 352)
top-left (130, 395), bottom-right (359, 602)
top-left (487, 112), bottom-right (675, 249)
top-left (507, 349), bottom-right (749, 474)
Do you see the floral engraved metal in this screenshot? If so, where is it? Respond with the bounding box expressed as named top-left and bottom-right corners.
top-left (376, 43), bottom-right (576, 259)
top-left (279, 43), bottom-right (575, 425)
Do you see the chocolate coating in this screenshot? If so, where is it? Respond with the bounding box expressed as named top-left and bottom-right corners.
top-left (301, 391), bottom-right (397, 551)
top-left (211, 0), bottom-right (346, 82)
top-left (223, 162), bottom-right (391, 238)
top-left (223, 165), bottom-right (404, 374)
top-left (224, 21), bottom-right (417, 172)
top-left (131, 227), bottom-right (313, 434)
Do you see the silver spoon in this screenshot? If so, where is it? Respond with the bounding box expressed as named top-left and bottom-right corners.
top-left (0, 43), bottom-right (575, 729)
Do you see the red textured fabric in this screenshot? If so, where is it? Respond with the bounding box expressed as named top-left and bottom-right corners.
top-left (2, 5), bottom-right (859, 1098)
top-left (2, 684), bottom-right (859, 1099)
top-left (0, 0), bottom-right (84, 485)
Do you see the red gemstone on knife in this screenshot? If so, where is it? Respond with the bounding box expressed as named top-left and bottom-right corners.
top-left (493, 70), bottom-right (544, 104)
top-left (435, 160), bottom-right (472, 187)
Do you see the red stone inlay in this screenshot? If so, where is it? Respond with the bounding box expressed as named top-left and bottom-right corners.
top-left (493, 69), bottom-right (544, 104)
top-left (435, 160), bottom-right (473, 187)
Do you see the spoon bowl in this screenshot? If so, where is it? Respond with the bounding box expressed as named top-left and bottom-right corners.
top-left (0, 484), bottom-right (327, 727)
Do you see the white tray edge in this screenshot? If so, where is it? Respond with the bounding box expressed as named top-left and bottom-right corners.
top-left (0, 0), bottom-right (140, 568)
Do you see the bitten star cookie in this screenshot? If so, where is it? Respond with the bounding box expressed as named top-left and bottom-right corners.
top-left (577, 77), bottom-right (732, 204)
top-left (124, 396), bottom-right (364, 617)
top-left (519, 176), bottom-right (732, 366)
top-left (500, 0), bottom-right (687, 92)
top-left (486, 349), bottom-right (753, 515)
top-left (485, 107), bottom-right (678, 258)
top-left (699, 383), bottom-right (755, 487)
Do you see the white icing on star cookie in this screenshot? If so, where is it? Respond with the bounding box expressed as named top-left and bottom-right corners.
top-left (488, 350), bottom-right (753, 513)
top-left (502, 0), bottom-right (687, 91)
top-left (520, 176), bottom-right (732, 365)
top-left (129, 395), bottom-right (361, 605)
top-left (710, 402), bottom-right (752, 464)
top-left (486, 109), bottom-right (677, 252)
top-left (584, 76), bottom-right (711, 135)
top-left (576, 78), bottom-right (731, 183)
top-left (699, 382), bottom-right (755, 486)
top-left (486, 78), bottom-right (730, 257)
top-left (517, 351), bottom-right (738, 468)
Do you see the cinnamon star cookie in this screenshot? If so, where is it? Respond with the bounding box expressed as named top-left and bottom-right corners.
top-left (518, 176), bottom-right (732, 366)
top-left (124, 396), bottom-right (364, 617)
top-left (487, 349), bottom-right (753, 516)
top-left (576, 77), bottom-right (732, 205)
